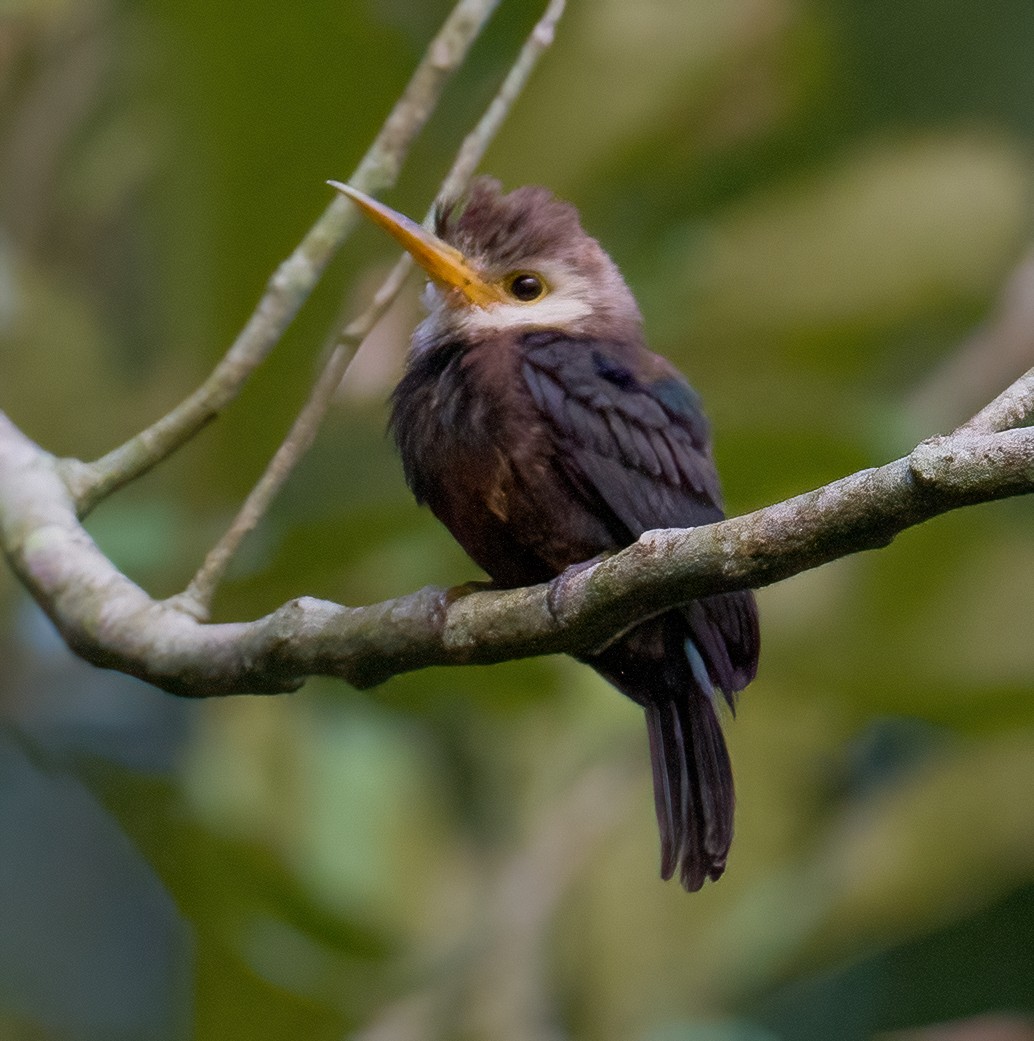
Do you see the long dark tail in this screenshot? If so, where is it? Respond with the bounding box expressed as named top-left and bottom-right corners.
top-left (643, 684), bottom-right (733, 890)
top-left (587, 602), bottom-right (751, 891)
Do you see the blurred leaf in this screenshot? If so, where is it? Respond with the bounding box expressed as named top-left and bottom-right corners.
top-left (645, 1020), bottom-right (783, 1041)
top-left (685, 134), bottom-right (1029, 352)
top-left (83, 751), bottom-right (390, 1039)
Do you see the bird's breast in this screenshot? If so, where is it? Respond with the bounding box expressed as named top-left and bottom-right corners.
top-left (390, 337), bottom-right (561, 585)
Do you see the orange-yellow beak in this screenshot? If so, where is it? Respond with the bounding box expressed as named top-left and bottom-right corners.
top-left (329, 181), bottom-right (506, 308)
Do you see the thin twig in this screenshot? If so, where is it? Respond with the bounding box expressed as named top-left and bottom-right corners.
top-left (69, 0), bottom-right (502, 516)
top-left (176, 259), bottom-right (414, 617)
top-left (438, 0), bottom-right (567, 203)
top-left (958, 365), bottom-right (1034, 435)
top-left (179, 0), bottom-right (567, 617)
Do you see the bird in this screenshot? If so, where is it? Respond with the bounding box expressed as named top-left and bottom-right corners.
top-left (329, 176), bottom-right (759, 891)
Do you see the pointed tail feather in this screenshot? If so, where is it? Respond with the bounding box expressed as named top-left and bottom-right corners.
top-left (585, 613), bottom-right (742, 891)
top-left (644, 684), bottom-right (734, 891)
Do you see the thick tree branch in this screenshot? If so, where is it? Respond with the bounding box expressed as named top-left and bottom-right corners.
top-left (2, 0), bottom-right (1031, 702)
top-left (2, 408), bottom-right (1032, 697)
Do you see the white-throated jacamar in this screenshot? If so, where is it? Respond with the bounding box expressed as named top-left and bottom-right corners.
top-left (330, 177), bottom-right (759, 891)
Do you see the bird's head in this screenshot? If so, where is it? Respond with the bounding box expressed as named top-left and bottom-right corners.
top-left (330, 177), bottom-right (642, 350)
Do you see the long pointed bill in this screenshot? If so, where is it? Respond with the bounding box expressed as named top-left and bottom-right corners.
top-left (328, 181), bottom-right (506, 308)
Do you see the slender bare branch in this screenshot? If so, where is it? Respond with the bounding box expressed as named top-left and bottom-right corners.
top-left (68, 0), bottom-right (502, 516)
top-left (174, 258), bottom-right (416, 619)
top-left (179, 0), bottom-right (568, 618)
top-left (958, 366), bottom-right (1034, 435)
top-left (437, 0), bottom-right (566, 203)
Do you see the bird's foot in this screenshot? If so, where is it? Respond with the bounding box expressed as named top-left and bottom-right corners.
top-left (546, 553), bottom-right (610, 622)
top-left (443, 579), bottom-right (495, 606)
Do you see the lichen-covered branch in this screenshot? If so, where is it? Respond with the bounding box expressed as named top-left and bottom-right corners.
top-left (2, 408), bottom-right (1031, 698)
top-left (1, 0), bottom-right (1032, 703)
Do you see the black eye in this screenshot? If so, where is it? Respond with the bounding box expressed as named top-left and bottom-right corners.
top-left (507, 272), bottom-right (545, 302)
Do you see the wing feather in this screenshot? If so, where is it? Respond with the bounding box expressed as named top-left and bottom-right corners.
top-left (521, 335), bottom-right (758, 692)
top-left (522, 338), bottom-right (723, 534)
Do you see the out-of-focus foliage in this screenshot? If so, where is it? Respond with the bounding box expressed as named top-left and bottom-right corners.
top-left (2, 1), bottom-right (1033, 1039)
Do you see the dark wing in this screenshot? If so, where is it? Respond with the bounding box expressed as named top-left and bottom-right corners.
top-left (521, 334), bottom-right (723, 538)
top-left (521, 333), bottom-right (758, 697)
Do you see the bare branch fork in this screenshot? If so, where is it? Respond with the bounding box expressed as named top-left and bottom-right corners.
top-left (1, 0), bottom-right (1033, 699)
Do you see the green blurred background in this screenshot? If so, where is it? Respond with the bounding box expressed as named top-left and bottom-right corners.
top-left (2, 1), bottom-right (1034, 1038)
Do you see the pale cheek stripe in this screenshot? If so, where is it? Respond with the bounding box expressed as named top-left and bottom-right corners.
top-left (458, 296), bottom-right (593, 335)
